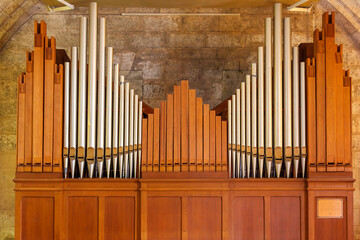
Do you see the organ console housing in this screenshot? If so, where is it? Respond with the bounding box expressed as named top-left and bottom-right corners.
top-left (14, 2), bottom-right (354, 240)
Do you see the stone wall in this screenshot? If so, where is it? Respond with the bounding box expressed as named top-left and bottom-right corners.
top-left (0, 1), bottom-right (359, 239)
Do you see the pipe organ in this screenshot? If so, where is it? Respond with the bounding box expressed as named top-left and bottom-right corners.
top-left (14, 2), bottom-right (355, 240)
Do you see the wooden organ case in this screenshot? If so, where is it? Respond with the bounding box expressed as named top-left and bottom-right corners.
top-left (14, 2), bottom-right (354, 240)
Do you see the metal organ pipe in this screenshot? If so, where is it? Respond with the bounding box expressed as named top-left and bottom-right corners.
top-left (251, 64), bottom-right (257, 178)
top-left (119, 76), bottom-right (125, 178)
top-left (63, 62), bottom-right (70, 178)
top-left (70, 47), bottom-right (77, 179)
top-left (231, 94), bottom-right (236, 178)
top-left (240, 82), bottom-right (246, 178)
top-left (113, 65), bottom-right (120, 178)
top-left (293, 47), bottom-right (300, 178)
top-left (105, 47), bottom-right (113, 178)
top-left (258, 47), bottom-right (264, 178)
top-left (227, 100), bottom-right (232, 178)
top-left (300, 62), bottom-right (306, 178)
top-left (236, 89), bottom-right (241, 178)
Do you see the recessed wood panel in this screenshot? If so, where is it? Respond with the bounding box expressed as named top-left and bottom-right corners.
top-left (68, 196), bottom-right (98, 240)
top-left (188, 197), bottom-right (222, 240)
top-left (105, 197), bottom-right (135, 240)
top-left (21, 197), bottom-right (54, 240)
top-left (270, 197), bottom-right (301, 240)
top-left (234, 197), bottom-right (264, 240)
top-left (315, 197), bottom-right (347, 240)
top-left (147, 197), bottom-right (181, 240)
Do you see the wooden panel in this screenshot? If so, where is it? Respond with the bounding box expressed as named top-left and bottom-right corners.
top-left (270, 197), bottom-right (301, 240)
top-left (174, 86), bottom-right (181, 172)
top-left (105, 197), bottom-right (135, 240)
top-left (215, 116), bottom-right (222, 171)
top-left (166, 94), bottom-right (174, 172)
top-left (203, 104), bottom-right (210, 171)
top-left (181, 81), bottom-right (189, 171)
top-left (188, 197), bottom-right (222, 240)
top-left (234, 197), bottom-right (264, 240)
top-left (221, 121), bottom-right (227, 171)
top-left (147, 197), bottom-right (181, 240)
top-left (32, 20), bottom-right (46, 172)
top-left (25, 51), bottom-right (34, 172)
top-left (314, 29), bottom-right (326, 171)
top-left (196, 97), bottom-right (203, 171)
top-left (21, 197), bottom-right (54, 240)
top-left (159, 101), bottom-right (166, 172)
top-left (147, 114), bottom-right (154, 172)
top-left (142, 118), bottom-right (148, 173)
top-left (43, 37), bottom-right (56, 172)
top-left (68, 196), bottom-right (98, 240)
top-left (53, 64), bottom-right (63, 172)
top-left (306, 58), bottom-right (317, 172)
top-left (189, 89), bottom-right (196, 171)
top-left (17, 74), bottom-right (26, 172)
top-left (315, 197), bottom-right (347, 240)
top-left (209, 110), bottom-right (216, 171)
top-left (324, 14), bottom-right (337, 169)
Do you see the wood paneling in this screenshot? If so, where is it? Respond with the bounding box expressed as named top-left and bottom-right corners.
top-left (147, 197), bottom-right (181, 240)
top-left (188, 197), bottom-right (222, 240)
top-left (270, 197), bottom-right (301, 240)
top-left (68, 196), bottom-right (98, 240)
top-left (21, 197), bottom-right (54, 240)
top-left (234, 197), bottom-right (264, 240)
top-left (105, 197), bottom-right (135, 240)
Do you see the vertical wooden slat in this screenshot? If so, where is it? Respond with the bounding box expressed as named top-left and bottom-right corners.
top-left (196, 97), bottom-right (203, 172)
top-left (53, 64), bottom-right (63, 172)
top-left (343, 70), bottom-right (352, 171)
top-left (306, 58), bottom-right (317, 173)
top-left (17, 74), bottom-right (26, 172)
top-left (314, 29), bottom-right (326, 172)
top-left (221, 121), bottom-right (227, 172)
top-left (142, 118), bottom-right (148, 173)
top-left (323, 13), bottom-right (336, 171)
top-left (215, 116), bottom-right (222, 172)
top-left (174, 86), bottom-right (181, 172)
top-left (209, 110), bottom-right (216, 172)
top-left (32, 20), bottom-right (47, 172)
top-left (147, 114), bottom-right (154, 172)
top-left (189, 89), bottom-right (196, 172)
top-left (166, 94), bottom-right (174, 172)
top-left (25, 51), bottom-right (34, 172)
top-left (160, 102), bottom-right (166, 172)
top-left (203, 104), bottom-right (210, 171)
top-left (335, 45), bottom-right (344, 171)
top-left (181, 80), bottom-right (189, 171)
top-left (43, 37), bottom-right (56, 172)
top-left (153, 109), bottom-right (160, 172)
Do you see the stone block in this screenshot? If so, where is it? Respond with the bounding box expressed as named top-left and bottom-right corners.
top-left (0, 134), bottom-right (15, 151)
top-left (182, 16), bottom-right (219, 32)
top-left (166, 33), bottom-right (205, 48)
top-left (144, 16), bottom-right (182, 32)
top-left (206, 32), bottom-right (245, 48)
top-left (219, 15), bottom-right (261, 32)
top-left (137, 60), bottom-right (163, 79)
top-left (0, 227), bottom-right (15, 240)
top-left (0, 115), bottom-right (16, 134)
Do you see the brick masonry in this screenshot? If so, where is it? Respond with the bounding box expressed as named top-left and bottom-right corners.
top-left (0, 1), bottom-right (360, 239)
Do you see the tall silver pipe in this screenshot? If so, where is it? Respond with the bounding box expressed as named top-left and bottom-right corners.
top-left (97, 17), bottom-right (106, 178)
top-left (284, 17), bottom-right (292, 178)
top-left (86, 2), bottom-right (97, 178)
top-left (70, 46), bottom-right (77, 178)
top-left (124, 82), bottom-right (130, 178)
top-left (133, 95), bottom-right (139, 178)
top-left (129, 89), bottom-right (134, 178)
top-left (236, 89), bottom-right (241, 178)
top-left (240, 82), bottom-right (246, 178)
top-left (227, 100), bottom-right (232, 178)
top-left (246, 75), bottom-right (251, 178)
top-left (63, 62), bottom-right (70, 178)
top-left (105, 47), bottom-right (113, 178)
top-left (300, 62), bottom-right (306, 178)
top-left (138, 101), bottom-right (143, 178)
top-left (251, 64), bottom-right (257, 178)
top-left (265, 17), bottom-right (272, 178)
top-left (112, 64), bottom-right (119, 178)
top-left (78, 17), bottom-right (87, 178)
top-left (274, 3), bottom-right (283, 178)
top-left (293, 47), bottom-right (300, 178)
top-left (258, 47), bottom-right (264, 178)
top-left (231, 94), bottom-right (236, 178)
top-left (119, 76), bottom-right (125, 178)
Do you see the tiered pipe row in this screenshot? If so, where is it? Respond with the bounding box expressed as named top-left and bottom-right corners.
top-left (228, 3), bottom-right (307, 178)
top-left (62, 2), bottom-right (143, 178)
